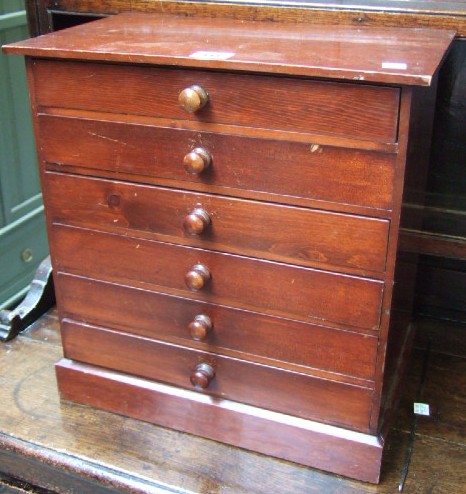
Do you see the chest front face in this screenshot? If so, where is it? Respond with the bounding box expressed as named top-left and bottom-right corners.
top-left (3, 13), bottom-right (455, 483)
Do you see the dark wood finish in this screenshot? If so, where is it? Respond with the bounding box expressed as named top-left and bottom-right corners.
top-left (29, 60), bottom-right (401, 143)
top-left (43, 171), bottom-right (390, 274)
top-left (57, 274), bottom-right (378, 382)
top-left (400, 229), bottom-right (466, 260)
top-left (55, 357), bottom-right (382, 482)
top-left (2, 13), bottom-right (454, 483)
top-left (187, 314), bottom-right (213, 341)
top-left (190, 362), bottom-right (215, 389)
top-left (24, 0), bottom-right (466, 298)
top-left (368, 89), bottom-right (414, 432)
top-left (415, 255), bottom-right (466, 321)
top-left (2, 312), bottom-right (466, 493)
top-left (5, 14), bottom-right (454, 85)
top-left (24, 0), bottom-right (466, 36)
top-left (178, 85), bottom-right (209, 113)
top-left (38, 114), bottom-right (398, 213)
top-left (184, 263), bottom-right (211, 292)
top-left (183, 147), bottom-right (212, 175)
top-left (183, 208), bottom-right (211, 236)
top-left (61, 321), bottom-right (374, 430)
top-left (51, 224), bottom-right (384, 331)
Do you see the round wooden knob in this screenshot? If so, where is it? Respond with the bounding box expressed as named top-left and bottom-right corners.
top-left (183, 208), bottom-right (211, 235)
top-left (183, 148), bottom-right (212, 175)
top-left (185, 264), bottom-right (211, 291)
top-left (178, 85), bottom-right (209, 112)
top-left (188, 315), bottom-right (213, 341)
top-left (190, 362), bottom-right (215, 389)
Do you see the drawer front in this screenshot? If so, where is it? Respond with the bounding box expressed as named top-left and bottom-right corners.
top-left (44, 172), bottom-right (390, 274)
top-left (58, 273), bottom-right (378, 381)
top-left (33, 60), bottom-right (400, 143)
top-left (61, 320), bottom-right (373, 431)
top-left (39, 115), bottom-right (396, 211)
top-left (51, 225), bottom-right (384, 330)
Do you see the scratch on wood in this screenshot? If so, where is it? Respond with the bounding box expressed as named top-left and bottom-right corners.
top-left (88, 131), bottom-right (127, 145)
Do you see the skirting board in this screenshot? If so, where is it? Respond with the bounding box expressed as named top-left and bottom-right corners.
top-left (56, 359), bottom-right (385, 483)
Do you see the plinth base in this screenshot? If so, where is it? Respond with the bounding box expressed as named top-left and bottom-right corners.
top-left (56, 358), bottom-right (384, 483)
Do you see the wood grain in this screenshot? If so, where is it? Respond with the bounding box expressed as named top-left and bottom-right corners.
top-left (54, 357), bottom-right (384, 483)
top-left (57, 273), bottom-right (378, 382)
top-left (43, 171), bottom-right (390, 275)
top-left (3, 11), bottom-right (454, 484)
top-left (4, 13), bottom-right (455, 85)
top-left (20, 0), bottom-right (465, 317)
top-left (1, 313), bottom-right (465, 492)
top-left (51, 224), bottom-right (384, 331)
top-left (414, 317), bottom-right (466, 358)
top-left (30, 60), bottom-right (400, 142)
top-left (27, 0), bottom-right (466, 36)
top-left (38, 114), bottom-right (397, 212)
top-left (60, 321), bottom-right (374, 430)
top-left (414, 352), bottom-right (466, 443)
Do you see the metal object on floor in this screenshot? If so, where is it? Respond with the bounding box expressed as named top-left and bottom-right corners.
top-left (0, 256), bottom-right (55, 342)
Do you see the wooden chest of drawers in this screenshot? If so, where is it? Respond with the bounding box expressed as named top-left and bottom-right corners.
top-left (4, 14), bottom-right (454, 482)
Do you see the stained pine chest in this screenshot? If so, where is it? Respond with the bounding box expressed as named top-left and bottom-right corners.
top-left (3, 14), bottom-right (454, 482)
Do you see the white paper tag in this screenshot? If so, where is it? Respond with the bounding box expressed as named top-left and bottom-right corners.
top-left (382, 62), bottom-right (408, 70)
top-left (414, 402), bottom-right (430, 416)
top-left (189, 50), bottom-right (235, 61)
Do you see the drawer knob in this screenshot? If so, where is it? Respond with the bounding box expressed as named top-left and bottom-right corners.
top-left (185, 263), bottom-right (211, 291)
top-left (183, 208), bottom-right (211, 235)
top-left (190, 362), bottom-right (215, 389)
top-left (188, 314), bottom-right (213, 341)
top-left (179, 85), bottom-right (209, 112)
top-left (183, 147), bottom-right (212, 175)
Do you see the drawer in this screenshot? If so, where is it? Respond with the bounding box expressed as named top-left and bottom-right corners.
top-left (32, 59), bottom-right (400, 143)
top-left (39, 115), bottom-right (396, 211)
top-left (44, 172), bottom-right (390, 274)
top-left (61, 320), bottom-right (373, 431)
top-left (51, 225), bottom-right (384, 330)
top-left (58, 273), bottom-right (378, 381)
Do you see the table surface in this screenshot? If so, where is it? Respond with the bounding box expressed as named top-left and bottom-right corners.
top-left (3, 13), bottom-right (455, 86)
top-left (0, 310), bottom-right (465, 493)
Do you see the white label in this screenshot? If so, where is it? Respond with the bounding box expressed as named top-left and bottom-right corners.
top-left (189, 50), bottom-right (235, 61)
top-left (382, 62), bottom-right (408, 70)
top-left (414, 403), bottom-right (430, 416)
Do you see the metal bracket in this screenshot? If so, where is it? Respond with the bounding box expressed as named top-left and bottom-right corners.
top-left (0, 256), bottom-right (55, 342)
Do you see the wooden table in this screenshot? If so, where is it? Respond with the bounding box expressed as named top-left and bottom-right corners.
top-left (1, 312), bottom-right (465, 493)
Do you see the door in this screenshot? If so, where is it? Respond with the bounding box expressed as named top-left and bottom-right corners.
top-left (0, 0), bottom-right (48, 309)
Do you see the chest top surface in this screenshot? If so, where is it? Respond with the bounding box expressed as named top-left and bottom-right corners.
top-left (3, 12), bottom-right (454, 86)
